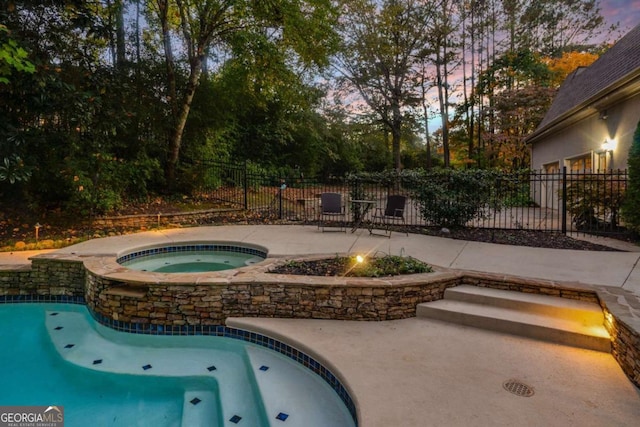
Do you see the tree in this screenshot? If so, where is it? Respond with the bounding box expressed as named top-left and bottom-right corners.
top-left (544, 50), bottom-right (599, 86)
top-left (519, 0), bottom-right (609, 57)
top-left (1, 1), bottom-right (163, 211)
top-left (427, 0), bottom-right (461, 168)
top-left (0, 24), bottom-right (35, 185)
top-left (450, 0), bottom-right (610, 168)
top-left (476, 49), bottom-right (554, 169)
top-left (333, 0), bottom-right (435, 170)
top-left (486, 85), bottom-right (555, 169)
top-left (150, 0), bottom-right (240, 185)
top-left (0, 24), bottom-right (35, 84)
top-left (148, 0), bottom-right (338, 186)
top-left (622, 120), bottom-right (640, 233)
top-left (417, 57), bottom-right (434, 168)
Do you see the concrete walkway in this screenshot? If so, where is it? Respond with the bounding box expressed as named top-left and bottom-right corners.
top-left (47, 224), bottom-right (640, 294)
top-left (2, 224), bottom-right (640, 426)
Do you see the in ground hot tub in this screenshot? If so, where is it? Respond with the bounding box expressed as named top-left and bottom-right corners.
top-left (117, 242), bottom-right (268, 273)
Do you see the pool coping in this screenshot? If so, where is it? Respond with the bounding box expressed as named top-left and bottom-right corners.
top-left (116, 241), bottom-right (269, 269)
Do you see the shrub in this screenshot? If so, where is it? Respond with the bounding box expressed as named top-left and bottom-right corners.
top-left (66, 155), bottom-right (159, 216)
top-left (496, 170), bottom-right (537, 207)
top-left (350, 255), bottom-right (432, 277)
top-left (622, 120), bottom-right (640, 233)
top-left (564, 171), bottom-right (626, 231)
top-left (409, 169), bottom-right (500, 227)
top-left (277, 255), bottom-right (433, 277)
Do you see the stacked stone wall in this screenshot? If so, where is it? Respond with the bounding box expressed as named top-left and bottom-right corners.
top-left (91, 209), bottom-right (237, 229)
top-left (30, 258), bottom-right (85, 296)
top-left (0, 267), bottom-right (32, 294)
top-left (604, 309), bottom-right (640, 388)
top-left (459, 274), bottom-right (600, 303)
top-left (0, 257), bottom-right (638, 389)
top-left (0, 257), bottom-right (84, 297)
top-left (86, 273), bottom-right (460, 325)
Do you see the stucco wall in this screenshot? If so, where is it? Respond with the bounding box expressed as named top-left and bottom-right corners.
top-left (531, 92), bottom-right (640, 171)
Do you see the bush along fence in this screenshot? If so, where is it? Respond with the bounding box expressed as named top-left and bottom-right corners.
top-left (190, 160), bottom-right (630, 237)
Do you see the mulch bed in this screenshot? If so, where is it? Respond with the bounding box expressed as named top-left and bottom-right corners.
top-left (414, 227), bottom-right (622, 251)
top-left (0, 198), bottom-right (631, 252)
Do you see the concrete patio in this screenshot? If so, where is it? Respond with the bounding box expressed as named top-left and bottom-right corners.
top-left (2, 224), bottom-right (640, 426)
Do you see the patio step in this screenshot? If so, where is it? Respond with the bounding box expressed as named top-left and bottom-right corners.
top-left (416, 285), bottom-right (611, 352)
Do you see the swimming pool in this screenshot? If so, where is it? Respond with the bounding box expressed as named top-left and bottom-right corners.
top-left (117, 243), bottom-right (267, 273)
top-left (0, 303), bottom-right (355, 427)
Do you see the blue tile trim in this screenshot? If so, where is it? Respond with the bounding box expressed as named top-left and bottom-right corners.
top-left (0, 295), bottom-right (86, 304)
top-left (88, 310), bottom-right (358, 424)
top-left (116, 244), bottom-right (268, 264)
top-left (0, 298), bottom-right (358, 426)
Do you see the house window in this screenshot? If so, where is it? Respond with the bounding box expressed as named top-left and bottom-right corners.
top-left (597, 151), bottom-right (608, 171)
top-left (567, 154), bottom-right (592, 171)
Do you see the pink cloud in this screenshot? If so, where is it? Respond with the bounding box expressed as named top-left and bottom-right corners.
top-left (600, 0), bottom-right (640, 34)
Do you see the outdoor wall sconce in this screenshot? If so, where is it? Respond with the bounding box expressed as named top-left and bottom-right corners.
top-left (601, 138), bottom-right (616, 153)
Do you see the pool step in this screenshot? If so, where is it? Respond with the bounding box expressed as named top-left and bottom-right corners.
top-left (45, 310), bottom-right (264, 426)
top-left (182, 391), bottom-right (218, 427)
top-left (416, 285), bottom-right (611, 352)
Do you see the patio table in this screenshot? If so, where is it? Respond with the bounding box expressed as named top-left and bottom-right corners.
top-left (350, 199), bottom-right (376, 233)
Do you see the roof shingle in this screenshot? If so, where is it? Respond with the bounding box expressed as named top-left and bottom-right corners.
top-left (534, 24), bottom-right (640, 132)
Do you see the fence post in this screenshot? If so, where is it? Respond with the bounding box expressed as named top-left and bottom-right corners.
top-left (561, 166), bottom-right (567, 234)
top-left (279, 178), bottom-right (284, 220)
top-left (243, 160), bottom-right (248, 210)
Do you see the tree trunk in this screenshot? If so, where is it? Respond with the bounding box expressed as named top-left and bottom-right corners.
top-left (115, 0), bottom-right (126, 67)
top-left (420, 60), bottom-right (432, 169)
top-left (165, 63), bottom-right (202, 185)
top-left (442, 38), bottom-right (451, 168)
top-left (391, 101), bottom-right (402, 170)
top-left (469, 1), bottom-right (476, 163)
top-left (157, 0), bottom-right (179, 187)
top-left (461, 6), bottom-right (471, 166)
top-left (158, 1), bottom-right (178, 117)
top-left (422, 98), bottom-right (431, 169)
top-left (436, 50), bottom-right (450, 168)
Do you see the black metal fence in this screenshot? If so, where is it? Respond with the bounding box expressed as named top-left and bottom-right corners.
top-left (191, 160), bottom-right (629, 236)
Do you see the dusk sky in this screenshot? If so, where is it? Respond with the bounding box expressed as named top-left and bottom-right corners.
top-left (600, 0), bottom-right (640, 41)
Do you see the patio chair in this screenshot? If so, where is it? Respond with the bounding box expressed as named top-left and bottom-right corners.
top-left (318, 192), bottom-right (346, 232)
top-left (368, 194), bottom-right (408, 237)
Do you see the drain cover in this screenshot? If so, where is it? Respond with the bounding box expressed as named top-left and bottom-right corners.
top-left (503, 380), bottom-right (535, 397)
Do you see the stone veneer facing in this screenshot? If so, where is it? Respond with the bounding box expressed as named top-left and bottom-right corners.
top-left (0, 255), bottom-right (638, 390)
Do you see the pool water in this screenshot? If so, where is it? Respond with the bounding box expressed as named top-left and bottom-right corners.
top-left (0, 304), bottom-right (355, 427)
top-left (119, 250), bottom-right (264, 273)
top-left (0, 304), bottom-right (186, 426)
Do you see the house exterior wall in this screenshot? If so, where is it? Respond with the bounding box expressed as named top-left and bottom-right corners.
top-left (531, 91), bottom-right (640, 172)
